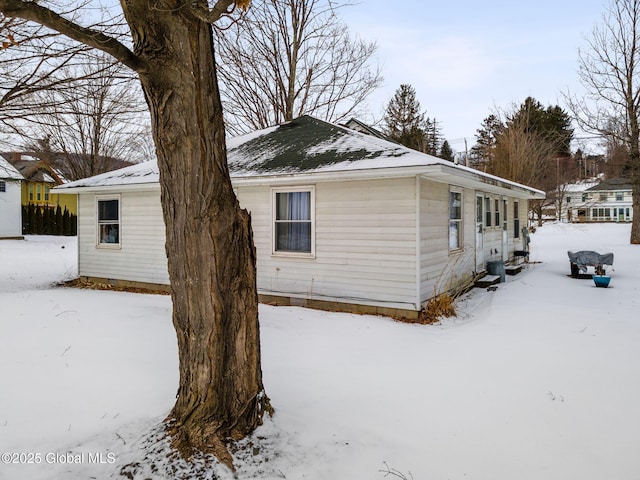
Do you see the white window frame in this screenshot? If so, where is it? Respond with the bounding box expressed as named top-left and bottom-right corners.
top-left (96, 195), bottom-right (121, 248)
top-left (0, 180), bottom-right (5, 193)
top-left (271, 186), bottom-right (315, 258)
top-left (449, 188), bottom-right (463, 252)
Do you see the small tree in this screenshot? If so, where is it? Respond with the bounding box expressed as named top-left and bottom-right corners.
top-left (439, 139), bottom-right (454, 161)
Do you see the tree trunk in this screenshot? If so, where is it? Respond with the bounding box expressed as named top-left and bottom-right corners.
top-left (121, 1), bottom-right (271, 467)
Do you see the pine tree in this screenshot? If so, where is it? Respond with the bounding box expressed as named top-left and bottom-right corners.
top-left (383, 84), bottom-right (428, 152)
top-left (439, 139), bottom-right (454, 161)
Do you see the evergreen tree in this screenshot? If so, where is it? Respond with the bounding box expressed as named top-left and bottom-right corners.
top-left (383, 84), bottom-right (428, 152)
top-left (439, 139), bottom-right (454, 161)
top-left (424, 117), bottom-right (444, 156)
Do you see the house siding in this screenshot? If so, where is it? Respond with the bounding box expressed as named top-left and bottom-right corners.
top-left (238, 177), bottom-right (418, 311)
top-left (418, 179), bottom-right (476, 306)
top-left (78, 191), bottom-right (169, 285)
top-left (0, 180), bottom-right (23, 238)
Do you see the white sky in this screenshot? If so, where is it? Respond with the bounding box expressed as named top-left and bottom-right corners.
top-left (339, 0), bottom-right (608, 153)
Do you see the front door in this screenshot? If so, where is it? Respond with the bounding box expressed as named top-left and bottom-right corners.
top-left (476, 193), bottom-right (485, 272)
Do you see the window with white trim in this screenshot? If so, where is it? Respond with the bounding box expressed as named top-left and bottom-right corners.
top-left (513, 201), bottom-right (520, 238)
top-left (0, 180), bottom-right (5, 192)
top-left (273, 187), bottom-right (314, 255)
top-left (449, 190), bottom-right (463, 250)
top-left (97, 196), bottom-right (120, 246)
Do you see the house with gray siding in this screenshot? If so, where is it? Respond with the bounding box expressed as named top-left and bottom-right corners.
top-left (55, 116), bottom-right (544, 318)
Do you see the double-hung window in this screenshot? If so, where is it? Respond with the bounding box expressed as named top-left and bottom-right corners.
top-left (273, 187), bottom-right (314, 255)
top-left (0, 180), bottom-right (5, 193)
top-left (97, 196), bottom-right (120, 246)
top-left (513, 201), bottom-right (520, 239)
top-left (449, 190), bottom-right (463, 250)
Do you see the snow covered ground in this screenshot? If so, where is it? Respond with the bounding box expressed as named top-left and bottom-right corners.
top-left (1, 223), bottom-right (639, 480)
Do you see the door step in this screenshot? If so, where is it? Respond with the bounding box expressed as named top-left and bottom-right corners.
top-left (505, 265), bottom-right (522, 275)
top-left (475, 274), bottom-right (501, 288)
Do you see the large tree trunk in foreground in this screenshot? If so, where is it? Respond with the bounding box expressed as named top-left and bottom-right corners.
top-left (121, 2), bottom-right (271, 467)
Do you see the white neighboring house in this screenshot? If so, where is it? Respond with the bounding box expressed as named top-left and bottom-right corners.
top-left (0, 157), bottom-right (24, 239)
top-left (567, 178), bottom-right (633, 223)
top-left (557, 180), bottom-right (598, 222)
top-left (55, 116), bottom-right (545, 318)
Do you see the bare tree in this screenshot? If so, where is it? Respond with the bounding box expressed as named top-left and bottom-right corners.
top-left (0, 0), bottom-right (270, 470)
top-left (489, 109), bottom-right (558, 225)
top-left (569, 0), bottom-right (640, 243)
top-left (0, 9), bottom-right (128, 140)
top-left (214, 0), bottom-right (382, 135)
top-left (25, 53), bottom-right (152, 180)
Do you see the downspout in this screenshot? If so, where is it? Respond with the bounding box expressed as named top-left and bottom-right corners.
top-left (415, 174), bottom-right (421, 311)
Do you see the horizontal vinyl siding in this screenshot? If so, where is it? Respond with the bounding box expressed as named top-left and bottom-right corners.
top-left (78, 192), bottom-right (169, 284)
top-left (419, 179), bottom-right (476, 304)
top-left (238, 177), bottom-right (418, 310)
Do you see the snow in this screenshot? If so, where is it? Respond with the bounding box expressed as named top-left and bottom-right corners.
top-left (1, 223), bottom-right (640, 479)
top-left (0, 157), bottom-right (23, 181)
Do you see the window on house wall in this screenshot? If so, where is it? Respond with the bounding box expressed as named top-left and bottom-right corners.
top-left (449, 190), bottom-right (462, 250)
top-left (29, 184), bottom-right (34, 201)
top-left (44, 186), bottom-right (50, 201)
top-left (273, 187), bottom-right (314, 255)
top-left (97, 197), bottom-right (120, 245)
top-left (36, 184), bottom-right (41, 201)
top-left (503, 199), bottom-right (508, 231)
top-left (566, 196), bottom-right (571, 203)
top-left (485, 197), bottom-right (492, 227)
top-left (616, 192), bottom-right (623, 201)
top-left (582, 193), bottom-right (588, 202)
top-left (599, 193), bottom-right (607, 201)
top-left (494, 198), bottom-right (500, 226)
top-left (513, 201), bottom-right (520, 238)
top-left (0, 180), bottom-right (5, 193)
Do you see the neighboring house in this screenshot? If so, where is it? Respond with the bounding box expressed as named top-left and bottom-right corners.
top-left (556, 180), bottom-right (598, 222)
top-left (567, 178), bottom-right (633, 223)
top-left (0, 156), bottom-right (24, 239)
top-left (1, 152), bottom-right (76, 214)
top-left (55, 115), bottom-right (544, 318)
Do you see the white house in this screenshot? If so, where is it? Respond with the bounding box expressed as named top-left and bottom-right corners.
top-left (0, 156), bottom-right (24, 239)
top-left (567, 178), bottom-right (633, 223)
top-left (55, 116), bottom-right (544, 318)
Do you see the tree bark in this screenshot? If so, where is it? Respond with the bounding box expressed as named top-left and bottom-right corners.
top-left (119, 0), bottom-right (271, 467)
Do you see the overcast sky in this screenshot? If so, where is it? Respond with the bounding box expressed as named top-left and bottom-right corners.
top-left (339, 0), bottom-right (608, 153)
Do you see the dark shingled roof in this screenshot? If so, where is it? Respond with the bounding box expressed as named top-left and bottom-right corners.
top-left (227, 115), bottom-right (408, 174)
top-left (585, 178), bottom-right (632, 191)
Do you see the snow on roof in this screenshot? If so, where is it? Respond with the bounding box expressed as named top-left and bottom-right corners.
top-left (56, 159), bottom-right (159, 189)
top-left (55, 116), bottom-right (543, 197)
top-left (0, 157), bottom-right (24, 181)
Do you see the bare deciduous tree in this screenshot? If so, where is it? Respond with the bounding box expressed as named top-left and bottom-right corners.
top-left (569, 0), bottom-right (640, 243)
top-left (0, 0), bottom-right (270, 470)
top-left (0, 9), bottom-right (128, 140)
top-left (25, 54), bottom-right (152, 180)
top-left (214, 0), bottom-right (382, 135)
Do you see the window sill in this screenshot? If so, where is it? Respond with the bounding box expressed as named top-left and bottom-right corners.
top-left (272, 251), bottom-right (315, 259)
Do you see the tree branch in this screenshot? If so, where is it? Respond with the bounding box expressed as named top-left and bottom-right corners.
top-left (0, 0), bottom-right (142, 72)
top-left (189, 0), bottom-right (251, 24)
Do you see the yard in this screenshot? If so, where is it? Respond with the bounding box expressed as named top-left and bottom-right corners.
top-left (1, 222), bottom-right (639, 479)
